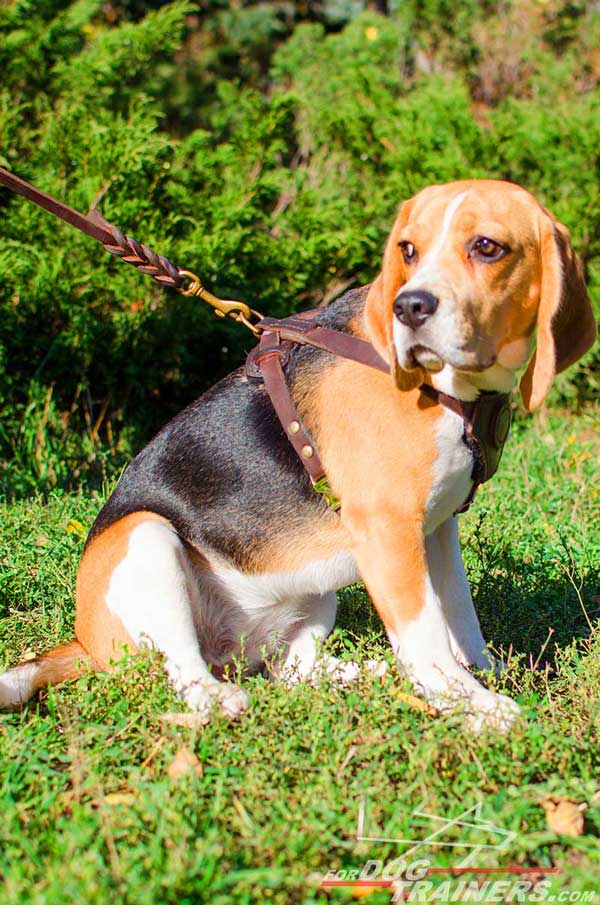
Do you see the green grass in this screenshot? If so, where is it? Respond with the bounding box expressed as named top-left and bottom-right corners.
top-left (1, 405), bottom-right (599, 904)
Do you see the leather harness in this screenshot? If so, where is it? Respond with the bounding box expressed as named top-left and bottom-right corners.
top-left (245, 315), bottom-right (513, 514)
top-left (0, 166), bottom-right (512, 515)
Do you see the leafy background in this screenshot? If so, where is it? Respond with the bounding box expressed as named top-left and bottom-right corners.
top-left (1, 6), bottom-right (600, 901)
top-left (1, 0), bottom-right (599, 497)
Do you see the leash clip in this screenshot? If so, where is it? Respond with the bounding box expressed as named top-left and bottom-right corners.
top-left (178, 269), bottom-right (264, 335)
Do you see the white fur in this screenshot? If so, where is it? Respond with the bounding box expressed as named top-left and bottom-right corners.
top-left (105, 520), bottom-right (248, 716)
top-left (424, 406), bottom-right (473, 533)
top-left (0, 664), bottom-right (39, 709)
top-left (213, 551), bottom-right (359, 609)
top-left (408, 191), bottom-right (468, 288)
top-left (105, 524), bottom-right (360, 713)
top-left (388, 566), bottom-right (519, 731)
top-left (426, 518), bottom-right (493, 670)
top-left (277, 591), bottom-right (337, 680)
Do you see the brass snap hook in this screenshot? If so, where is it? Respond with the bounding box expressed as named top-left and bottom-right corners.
top-left (178, 270), bottom-right (264, 335)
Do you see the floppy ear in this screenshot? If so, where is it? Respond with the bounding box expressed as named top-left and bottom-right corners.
top-left (520, 216), bottom-right (596, 411)
top-left (365, 199), bottom-right (425, 391)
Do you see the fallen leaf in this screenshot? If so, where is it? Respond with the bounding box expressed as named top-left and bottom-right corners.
top-left (542, 797), bottom-right (586, 836)
top-left (158, 712), bottom-right (210, 729)
top-left (66, 519), bottom-right (87, 539)
top-left (390, 690), bottom-right (438, 717)
top-left (167, 745), bottom-right (203, 779)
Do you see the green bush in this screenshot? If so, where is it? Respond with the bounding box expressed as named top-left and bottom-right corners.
top-left (0, 1), bottom-right (598, 497)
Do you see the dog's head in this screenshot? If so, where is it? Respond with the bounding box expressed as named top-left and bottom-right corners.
top-left (365, 179), bottom-right (596, 408)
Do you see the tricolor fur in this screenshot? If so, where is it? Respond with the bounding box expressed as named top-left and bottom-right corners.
top-left (1, 180), bottom-right (596, 729)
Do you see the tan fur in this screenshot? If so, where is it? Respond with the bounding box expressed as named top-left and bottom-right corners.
top-left (520, 217), bottom-right (596, 409)
top-left (365, 197), bottom-right (426, 389)
top-left (367, 179), bottom-right (595, 405)
top-left (75, 511), bottom-right (168, 670)
top-left (316, 358), bottom-right (440, 626)
top-left (26, 641), bottom-right (90, 692)
top-left (250, 515), bottom-right (351, 575)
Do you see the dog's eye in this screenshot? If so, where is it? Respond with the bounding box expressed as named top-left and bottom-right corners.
top-left (469, 236), bottom-right (508, 262)
top-left (399, 240), bottom-right (417, 264)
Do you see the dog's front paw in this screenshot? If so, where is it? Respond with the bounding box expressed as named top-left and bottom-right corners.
top-left (465, 689), bottom-right (521, 733)
top-left (183, 680), bottom-right (249, 720)
top-left (451, 644), bottom-right (500, 674)
top-left (425, 682), bottom-right (520, 733)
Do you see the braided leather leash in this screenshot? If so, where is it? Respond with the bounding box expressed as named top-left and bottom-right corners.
top-left (0, 166), bottom-right (263, 331)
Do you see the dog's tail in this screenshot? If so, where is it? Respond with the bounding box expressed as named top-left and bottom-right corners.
top-left (0, 641), bottom-right (90, 709)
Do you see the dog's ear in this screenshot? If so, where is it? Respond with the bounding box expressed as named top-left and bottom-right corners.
top-left (520, 215), bottom-right (596, 410)
top-left (365, 199), bottom-right (425, 390)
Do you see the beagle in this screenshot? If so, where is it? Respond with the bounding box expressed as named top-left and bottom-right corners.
top-left (0, 180), bottom-right (595, 729)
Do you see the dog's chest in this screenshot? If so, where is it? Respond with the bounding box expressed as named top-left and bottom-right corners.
top-left (424, 407), bottom-right (473, 533)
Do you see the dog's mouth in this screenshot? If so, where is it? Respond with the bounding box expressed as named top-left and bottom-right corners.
top-left (410, 345), bottom-right (445, 373)
top-left (408, 344), bottom-right (497, 375)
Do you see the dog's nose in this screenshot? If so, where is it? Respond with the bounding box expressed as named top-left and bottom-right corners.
top-left (394, 290), bottom-right (439, 329)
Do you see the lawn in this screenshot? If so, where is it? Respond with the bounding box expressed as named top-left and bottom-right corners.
top-left (1, 404), bottom-right (599, 904)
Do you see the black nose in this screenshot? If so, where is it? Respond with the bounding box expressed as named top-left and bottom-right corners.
top-left (394, 290), bottom-right (439, 329)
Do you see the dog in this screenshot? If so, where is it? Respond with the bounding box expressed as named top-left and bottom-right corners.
top-left (0, 179), bottom-right (595, 729)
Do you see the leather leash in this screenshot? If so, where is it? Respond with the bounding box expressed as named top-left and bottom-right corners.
top-left (0, 166), bottom-right (264, 332)
top-left (0, 166), bottom-right (512, 514)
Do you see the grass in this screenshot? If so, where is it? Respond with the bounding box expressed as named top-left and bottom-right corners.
top-left (0, 404), bottom-right (599, 904)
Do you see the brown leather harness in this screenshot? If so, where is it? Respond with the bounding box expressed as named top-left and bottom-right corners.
top-left (246, 315), bottom-right (512, 514)
top-left (0, 166), bottom-right (512, 515)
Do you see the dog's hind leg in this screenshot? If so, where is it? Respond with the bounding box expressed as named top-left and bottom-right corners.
top-left (76, 512), bottom-right (248, 719)
top-left (274, 591), bottom-right (338, 682)
top-left (275, 591), bottom-right (388, 686)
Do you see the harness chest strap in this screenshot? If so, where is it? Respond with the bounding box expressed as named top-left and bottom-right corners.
top-left (246, 316), bottom-right (513, 514)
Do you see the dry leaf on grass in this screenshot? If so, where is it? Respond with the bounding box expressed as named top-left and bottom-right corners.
top-left (158, 712), bottom-right (210, 729)
top-left (167, 745), bottom-right (203, 779)
top-left (542, 796), bottom-right (587, 836)
top-left (391, 690), bottom-right (438, 717)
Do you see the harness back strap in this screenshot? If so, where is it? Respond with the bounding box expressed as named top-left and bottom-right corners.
top-left (257, 316), bottom-right (390, 373)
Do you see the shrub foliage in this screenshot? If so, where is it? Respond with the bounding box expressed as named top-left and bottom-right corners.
top-left (1, 0), bottom-right (599, 495)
